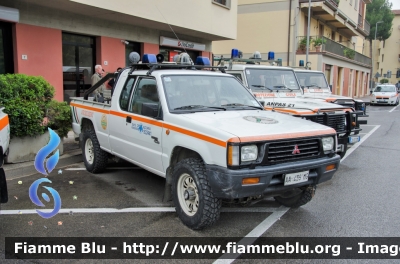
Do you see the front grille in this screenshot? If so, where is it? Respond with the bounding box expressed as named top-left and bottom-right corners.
top-left (267, 138), bottom-right (320, 164)
top-left (308, 114), bottom-right (346, 134)
top-left (376, 96), bottom-right (389, 99)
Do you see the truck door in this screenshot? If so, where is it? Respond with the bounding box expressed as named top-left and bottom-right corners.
top-left (111, 77), bottom-right (164, 174)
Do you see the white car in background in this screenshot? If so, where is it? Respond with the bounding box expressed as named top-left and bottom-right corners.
top-left (370, 84), bottom-right (399, 106)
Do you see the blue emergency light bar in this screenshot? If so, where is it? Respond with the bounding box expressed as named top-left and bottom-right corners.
top-left (142, 54), bottom-right (157, 63)
top-left (195, 56), bottom-right (211, 66)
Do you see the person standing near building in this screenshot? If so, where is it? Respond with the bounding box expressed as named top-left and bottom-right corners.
top-left (90, 65), bottom-right (107, 97)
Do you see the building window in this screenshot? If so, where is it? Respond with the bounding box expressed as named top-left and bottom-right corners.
top-left (339, 35), bottom-right (343, 43)
top-left (212, 0), bottom-right (231, 9)
top-left (350, 0), bottom-right (352, 6)
top-left (382, 54), bottom-right (384, 62)
top-left (355, 0), bottom-right (358, 10)
top-left (383, 40), bottom-right (385, 48)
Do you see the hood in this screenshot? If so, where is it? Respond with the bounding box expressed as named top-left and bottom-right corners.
top-left (256, 97), bottom-right (347, 112)
top-left (176, 110), bottom-right (336, 141)
top-left (300, 93), bottom-right (356, 104)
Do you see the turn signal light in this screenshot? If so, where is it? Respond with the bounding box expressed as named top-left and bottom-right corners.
top-left (326, 164), bottom-right (336, 171)
top-left (242, 177), bottom-right (260, 185)
top-left (352, 122), bottom-right (356, 127)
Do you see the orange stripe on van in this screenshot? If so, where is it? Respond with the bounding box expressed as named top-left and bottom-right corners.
top-left (0, 115), bottom-right (9, 130)
top-left (228, 129), bottom-right (336, 143)
top-left (70, 102), bottom-right (110, 114)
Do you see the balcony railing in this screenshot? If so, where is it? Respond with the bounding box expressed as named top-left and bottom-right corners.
top-left (297, 36), bottom-right (372, 66)
top-left (358, 14), bottom-right (370, 35)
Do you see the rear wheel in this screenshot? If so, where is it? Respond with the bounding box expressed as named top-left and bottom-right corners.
top-left (274, 186), bottom-right (316, 208)
top-left (82, 126), bottom-right (108, 173)
top-left (172, 158), bottom-right (221, 230)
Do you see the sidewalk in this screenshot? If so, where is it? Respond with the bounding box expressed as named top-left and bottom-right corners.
top-left (3, 131), bottom-right (82, 180)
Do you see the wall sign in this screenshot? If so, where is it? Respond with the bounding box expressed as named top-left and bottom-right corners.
top-left (160, 36), bottom-right (206, 51)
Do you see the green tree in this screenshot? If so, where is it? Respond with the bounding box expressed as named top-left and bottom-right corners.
top-left (366, 0), bottom-right (394, 58)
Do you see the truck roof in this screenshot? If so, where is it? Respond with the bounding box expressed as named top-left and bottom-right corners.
top-left (293, 69), bottom-right (323, 74)
top-left (228, 64), bottom-right (294, 71)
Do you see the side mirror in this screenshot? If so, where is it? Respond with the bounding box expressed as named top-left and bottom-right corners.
top-left (141, 103), bottom-right (159, 118)
top-left (329, 84), bottom-right (333, 91)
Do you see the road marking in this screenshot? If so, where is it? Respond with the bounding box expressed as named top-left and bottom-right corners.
top-left (0, 206), bottom-right (283, 215)
top-left (65, 167), bottom-right (143, 171)
top-left (341, 125), bottom-right (380, 162)
top-left (213, 206), bottom-right (289, 264)
top-left (389, 105), bottom-right (399, 113)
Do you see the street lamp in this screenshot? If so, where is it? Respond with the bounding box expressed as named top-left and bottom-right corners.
top-left (371, 21), bottom-right (383, 88)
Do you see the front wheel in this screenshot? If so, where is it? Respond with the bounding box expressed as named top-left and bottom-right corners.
top-left (81, 127), bottom-right (108, 173)
top-left (274, 186), bottom-right (316, 208)
top-left (172, 158), bottom-right (221, 230)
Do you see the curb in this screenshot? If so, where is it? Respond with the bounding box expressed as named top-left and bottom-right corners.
top-left (4, 149), bottom-right (83, 180)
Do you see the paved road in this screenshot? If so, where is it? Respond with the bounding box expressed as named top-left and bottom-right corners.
top-left (1, 103), bottom-right (399, 263)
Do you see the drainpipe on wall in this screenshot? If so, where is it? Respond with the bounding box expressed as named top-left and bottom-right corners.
top-left (287, 0), bottom-right (292, 66)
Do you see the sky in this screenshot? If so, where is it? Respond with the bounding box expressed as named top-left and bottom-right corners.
top-left (389, 0), bottom-right (400, 10)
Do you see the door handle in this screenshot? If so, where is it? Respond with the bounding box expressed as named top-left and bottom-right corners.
top-left (126, 116), bottom-right (132, 123)
top-left (151, 136), bottom-right (159, 144)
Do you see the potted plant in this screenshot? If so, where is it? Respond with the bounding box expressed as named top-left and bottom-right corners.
top-left (343, 47), bottom-right (356, 59)
top-left (312, 37), bottom-right (326, 52)
top-left (298, 37), bottom-right (310, 52)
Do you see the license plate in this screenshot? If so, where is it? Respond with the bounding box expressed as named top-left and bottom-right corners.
top-left (348, 136), bottom-right (360, 144)
top-left (378, 100), bottom-right (387, 102)
top-left (284, 171), bottom-right (309, 186)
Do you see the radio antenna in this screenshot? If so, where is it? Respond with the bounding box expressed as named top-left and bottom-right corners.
top-left (155, 4), bottom-right (187, 54)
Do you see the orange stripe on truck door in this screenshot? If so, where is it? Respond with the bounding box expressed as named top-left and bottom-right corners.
top-left (0, 115), bottom-right (9, 130)
top-left (110, 110), bottom-right (226, 148)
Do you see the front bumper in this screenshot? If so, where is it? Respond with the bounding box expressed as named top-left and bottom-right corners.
top-left (206, 155), bottom-right (340, 200)
top-left (370, 98), bottom-right (397, 105)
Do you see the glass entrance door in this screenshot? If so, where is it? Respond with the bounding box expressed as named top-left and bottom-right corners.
top-left (62, 33), bottom-right (95, 102)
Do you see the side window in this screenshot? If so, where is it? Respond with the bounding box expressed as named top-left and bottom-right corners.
top-left (119, 76), bottom-right (136, 111)
top-left (129, 78), bottom-right (160, 117)
top-left (231, 73), bottom-right (243, 82)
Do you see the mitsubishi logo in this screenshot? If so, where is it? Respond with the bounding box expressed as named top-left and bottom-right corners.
top-left (292, 144), bottom-right (300, 154)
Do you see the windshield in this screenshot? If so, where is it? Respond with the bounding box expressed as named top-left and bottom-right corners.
top-left (374, 86), bottom-right (396, 92)
top-left (245, 69), bottom-right (300, 92)
top-left (295, 72), bottom-right (329, 89)
top-left (162, 75), bottom-right (262, 112)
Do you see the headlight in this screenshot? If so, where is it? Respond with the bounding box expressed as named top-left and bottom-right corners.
top-left (322, 137), bottom-right (334, 151)
top-left (391, 94), bottom-right (397, 98)
top-left (241, 145), bottom-right (258, 162)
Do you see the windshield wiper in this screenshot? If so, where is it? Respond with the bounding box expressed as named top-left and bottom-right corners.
top-left (304, 85), bottom-right (322, 89)
top-left (273, 85), bottom-right (293, 92)
top-left (174, 105), bottom-right (226, 111)
top-left (251, 85), bottom-right (273, 92)
top-left (221, 103), bottom-right (263, 110)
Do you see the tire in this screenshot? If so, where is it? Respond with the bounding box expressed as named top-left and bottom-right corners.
top-left (339, 143), bottom-right (348, 159)
top-left (171, 158), bottom-right (221, 230)
top-left (274, 185), bottom-right (316, 208)
top-left (81, 126), bottom-right (108, 173)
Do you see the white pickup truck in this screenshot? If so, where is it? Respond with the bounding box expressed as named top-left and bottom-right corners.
top-left (293, 69), bottom-right (368, 119)
top-left (70, 57), bottom-right (340, 229)
top-left (224, 63), bottom-right (362, 158)
top-left (0, 106), bottom-right (10, 203)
